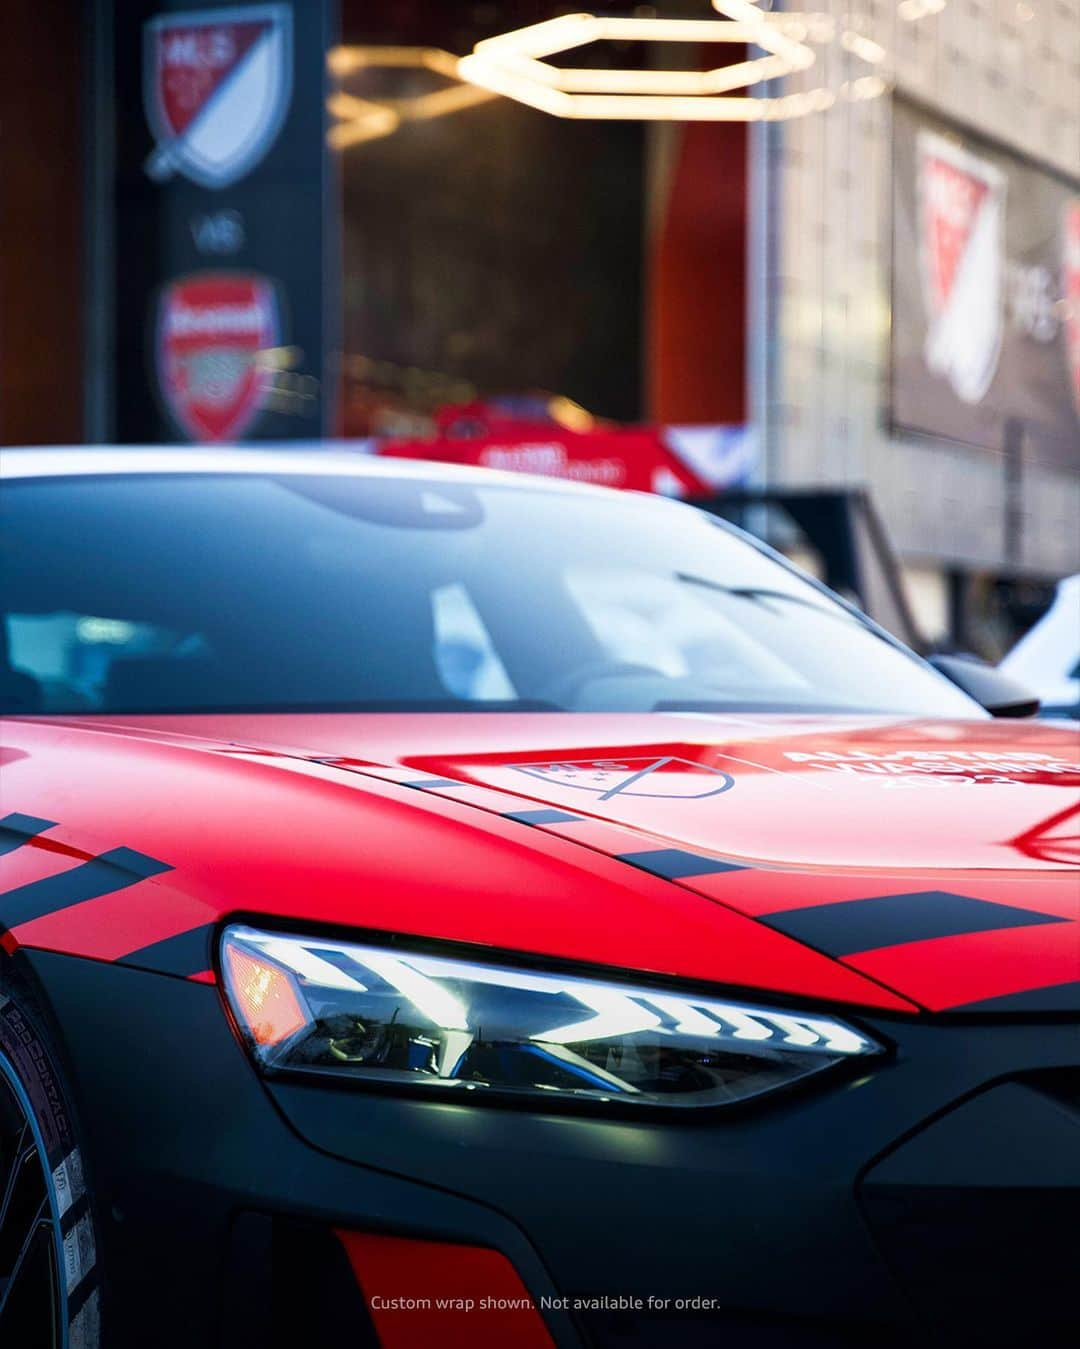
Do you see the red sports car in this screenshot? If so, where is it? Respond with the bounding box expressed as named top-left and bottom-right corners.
top-left (0, 447), bottom-right (1077, 1349)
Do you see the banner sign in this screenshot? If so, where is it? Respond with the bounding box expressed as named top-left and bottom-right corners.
top-left (378, 402), bottom-right (756, 497)
top-left (107, 0), bottom-right (332, 443)
top-left (891, 99), bottom-right (1079, 469)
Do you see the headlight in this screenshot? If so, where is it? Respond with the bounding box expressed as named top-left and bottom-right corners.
top-left (221, 924), bottom-right (883, 1111)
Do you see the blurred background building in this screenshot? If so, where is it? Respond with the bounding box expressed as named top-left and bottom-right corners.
top-left (2, 0), bottom-right (1078, 656)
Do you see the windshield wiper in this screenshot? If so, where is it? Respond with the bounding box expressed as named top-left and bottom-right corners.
top-left (675, 573), bottom-right (848, 619)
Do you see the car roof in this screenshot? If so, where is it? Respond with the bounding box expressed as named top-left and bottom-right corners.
top-left (0, 443), bottom-right (616, 500)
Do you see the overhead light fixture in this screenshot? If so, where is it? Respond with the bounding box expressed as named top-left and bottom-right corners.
top-left (326, 45), bottom-right (497, 150)
top-left (328, 45), bottom-right (463, 80)
top-left (897, 0), bottom-right (947, 19)
top-left (839, 30), bottom-right (887, 65)
top-left (750, 5), bottom-right (906, 110)
top-left (326, 92), bottom-right (401, 149)
top-left (458, 7), bottom-right (817, 122)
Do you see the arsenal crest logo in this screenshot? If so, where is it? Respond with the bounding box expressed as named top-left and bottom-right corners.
top-left (156, 273), bottom-right (279, 441)
top-left (144, 5), bottom-right (292, 189)
top-left (1064, 199), bottom-right (1080, 418)
top-left (917, 131), bottom-right (1006, 405)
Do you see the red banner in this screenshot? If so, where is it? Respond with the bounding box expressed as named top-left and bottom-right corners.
top-left (378, 402), bottom-right (754, 497)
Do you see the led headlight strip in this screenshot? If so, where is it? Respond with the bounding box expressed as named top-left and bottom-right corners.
top-left (222, 926), bottom-right (882, 1111)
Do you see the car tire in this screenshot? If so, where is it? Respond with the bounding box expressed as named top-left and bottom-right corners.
top-left (0, 957), bottom-right (103, 1348)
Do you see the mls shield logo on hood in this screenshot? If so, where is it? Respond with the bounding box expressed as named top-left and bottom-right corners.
top-left (917, 131), bottom-right (1006, 405)
top-left (512, 757), bottom-right (735, 801)
top-left (157, 272), bottom-right (279, 442)
top-left (144, 5), bottom-right (292, 189)
top-left (1064, 199), bottom-right (1080, 417)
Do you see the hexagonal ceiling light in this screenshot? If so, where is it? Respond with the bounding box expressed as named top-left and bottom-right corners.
top-left (326, 46), bottom-right (499, 150)
top-left (750, 8), bottom-right (893, 115)
top-left (457, 6), bottom-right (817, 122)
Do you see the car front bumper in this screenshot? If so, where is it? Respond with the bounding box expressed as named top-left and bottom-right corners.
top-left (28, 949), bottom-right (1080, 1349)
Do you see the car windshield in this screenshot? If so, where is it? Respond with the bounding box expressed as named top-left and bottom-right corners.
top-left (0, 469), bottom-right (981, 718)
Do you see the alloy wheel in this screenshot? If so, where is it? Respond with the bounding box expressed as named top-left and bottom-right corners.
top-left (0, 1057), bottom-right (65, 1348)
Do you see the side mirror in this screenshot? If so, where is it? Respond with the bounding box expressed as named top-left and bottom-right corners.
top-left (927, 653), bottom-right (1041, 718)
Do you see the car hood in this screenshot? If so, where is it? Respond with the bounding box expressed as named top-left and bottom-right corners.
top-left (126, 710), bottom-right (1080, 871)
top-left (8, 711), bottom-right (1080, 1014)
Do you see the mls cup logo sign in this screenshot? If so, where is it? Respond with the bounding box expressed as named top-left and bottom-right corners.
top-left (512, 757), bottom-right (735, 801)
top-left (157, 273), bottom-right (278, 441)
top-left (1064, 200), bottom-right (1080, 417)
top-left (144, 5), bottom-right (292, 189)
top-left (917, 132), bottom-right (1006, 404)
